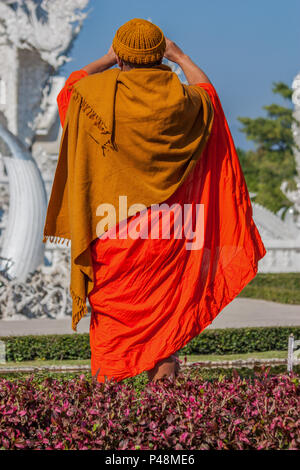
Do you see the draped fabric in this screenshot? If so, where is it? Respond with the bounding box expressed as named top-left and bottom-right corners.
top-left (44, 64), bottom-right (214, 331)
top-left (56, 70), bottom-right (266, 383)
top-left (57, 69), bottom-right (89, 127)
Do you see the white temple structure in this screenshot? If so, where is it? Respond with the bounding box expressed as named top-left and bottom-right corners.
top-left (251, 73), bottom-right (300, 272)
top-left (0, 0), bottom-right (299, 321)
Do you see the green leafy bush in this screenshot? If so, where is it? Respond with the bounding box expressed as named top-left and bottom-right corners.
top-left (179, 327), bottom-right (300, 355)
top-left (1, 326), bottom-right (299, 362)
top-left (1, 334), bottom-right (90, 362)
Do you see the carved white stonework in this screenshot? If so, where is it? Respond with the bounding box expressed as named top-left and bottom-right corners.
top-left (0, 248), bottom-right (74, 320)
top-left (0, 0), bottom-right (89, 147)
top-left (0, 1), bottom-right (89, 67)
top-left (0, 0), bottom-right (89, 320)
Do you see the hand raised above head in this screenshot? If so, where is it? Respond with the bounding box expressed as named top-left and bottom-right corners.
top-left (164, 37), bottom-right (185, 64)
top-left (82, 45), bottom-right (117, 75)
top-left (106, 44), bottom-right (118, 65)
top-left (164, 37), bottom-right (211, 85)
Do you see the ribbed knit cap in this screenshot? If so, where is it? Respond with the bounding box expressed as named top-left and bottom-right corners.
top-left (112, 18), bottom-right (166, 65)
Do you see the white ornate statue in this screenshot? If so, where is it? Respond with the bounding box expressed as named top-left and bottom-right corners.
top-left (0, 0), bottom-right (89, 145)
top-left (0, 0), bottom-right (89, 320)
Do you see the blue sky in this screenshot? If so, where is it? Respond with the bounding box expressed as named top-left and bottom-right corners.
top-left (61, 0), bottom-right (300, 150)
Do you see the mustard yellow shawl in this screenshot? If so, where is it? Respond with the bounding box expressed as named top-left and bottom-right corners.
top-left (43, 64), bottom-right (214, 331)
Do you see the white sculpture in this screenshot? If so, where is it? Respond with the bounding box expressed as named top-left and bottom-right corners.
top-left (0, 123), bottom-right (47, 280)
top-left (0, 248), bottom-right (72, 320)
top-left (0, 0), bottom-right (89, 320)
top-left (0, 0), bottom-right (88, 66)
top-left (0, 0), bottom-right (89, 146)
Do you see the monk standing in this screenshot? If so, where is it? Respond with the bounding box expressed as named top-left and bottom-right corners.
top-left (43, 19), bottom-right (266, 384)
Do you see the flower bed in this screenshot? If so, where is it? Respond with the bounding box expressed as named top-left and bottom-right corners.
top-left (0, 371), bottom-right (299, 450)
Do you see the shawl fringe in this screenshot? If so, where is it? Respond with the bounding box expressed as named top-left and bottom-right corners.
top-left (71, 87), bottom-right (118, 156)
top-left (70, 286), bottom-right (89, 332)
top-left (43, 234), bottom-right (71, 247)
top-left (43, 235), bottom-right (87, 332)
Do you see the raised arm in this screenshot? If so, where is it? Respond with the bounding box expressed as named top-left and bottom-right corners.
top-left (164, 38), bottom-right (212, 85)
top-left (82, 45), bottom-right (117, 75)
top-left (57, 46), bottom-right (118, 127)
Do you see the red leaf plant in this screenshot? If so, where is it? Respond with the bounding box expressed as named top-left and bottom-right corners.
top-left (0, 372), bottom-right (299, 450)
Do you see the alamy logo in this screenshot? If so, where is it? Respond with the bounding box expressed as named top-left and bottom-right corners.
top-left (95, 196), bottom-right (204, 250)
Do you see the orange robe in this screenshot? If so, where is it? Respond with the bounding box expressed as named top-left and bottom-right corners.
top-left (57, 70), bottom-right (266, 383)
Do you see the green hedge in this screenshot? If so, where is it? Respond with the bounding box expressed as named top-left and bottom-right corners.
top-left (1, 334), bottom-right (91, 362)
top-left (238, 273), bottom-right (300, 304)
top-left (1, 327), bottom-right (300, 362)
top-left (180, 327), bottom-right (300, 355)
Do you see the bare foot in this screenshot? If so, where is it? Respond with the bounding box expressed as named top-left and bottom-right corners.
top-left (147, 352), bottom-right (180, 382)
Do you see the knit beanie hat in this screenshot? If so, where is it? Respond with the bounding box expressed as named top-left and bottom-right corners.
top-left (112, 18), bottom-right (166, 65)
